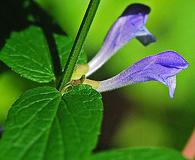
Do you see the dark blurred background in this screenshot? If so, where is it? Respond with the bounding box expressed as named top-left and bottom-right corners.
top-left (0, 0), bottom-right (195, 152)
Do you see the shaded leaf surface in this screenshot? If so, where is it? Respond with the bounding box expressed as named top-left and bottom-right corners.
top-left (55, 34), bottom-right (87, 71)
top-left (92, 147), bottom-right (186, 160)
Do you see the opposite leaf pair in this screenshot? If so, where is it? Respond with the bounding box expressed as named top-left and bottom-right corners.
top-left (74, 3), bottom-right (188, 98)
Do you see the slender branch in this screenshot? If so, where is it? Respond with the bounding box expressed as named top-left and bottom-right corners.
top-left (182, 129), bottom-right (195, 160)
top-left (58, 0), bottom-right (100, 91)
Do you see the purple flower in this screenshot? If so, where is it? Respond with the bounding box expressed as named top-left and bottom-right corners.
top-left (86, 3), bottom-right (156, 76)
top-left (74, 3), bottom-right (189, 98)
top-left (96, 51), bottom-right (188, 98)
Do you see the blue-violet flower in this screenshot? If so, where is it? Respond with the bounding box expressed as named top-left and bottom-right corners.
top-left (72, 3), bottom-right (188, 98)
top-left (86, 3), bottom-right (156, 76)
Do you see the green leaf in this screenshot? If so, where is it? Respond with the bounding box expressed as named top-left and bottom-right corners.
top-left (0, 26), bottom-right (87, 83)
top-left (0, 85), bottom-right (103, 160)
top-left (0, 86), bottom-right (61, 160)
top-left (0, 27), bottom-right (55, 83)
top-left (45, 85), bottom-right (103, 160)
top-left (92, 147), bottom-right (186, 160)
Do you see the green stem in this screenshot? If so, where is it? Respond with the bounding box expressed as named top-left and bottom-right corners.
top-left (58, 0), bottom-right (100, 91)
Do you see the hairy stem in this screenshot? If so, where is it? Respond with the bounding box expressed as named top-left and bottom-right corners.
top-left (58, 0), bottom-right (100, 91)
top-left (182, 129), bottom-right (195, 160)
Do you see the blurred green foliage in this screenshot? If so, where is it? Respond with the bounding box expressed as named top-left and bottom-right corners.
top-left (1, 0), bottom-right (195, 151)
top-left (0, 71), bottom-right (37, 122)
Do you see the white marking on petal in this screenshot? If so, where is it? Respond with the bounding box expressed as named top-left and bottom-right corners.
top-left (166, 76), bottom-right (176, 98)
